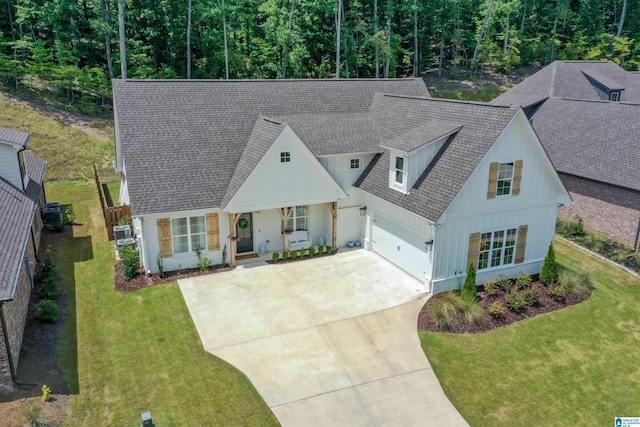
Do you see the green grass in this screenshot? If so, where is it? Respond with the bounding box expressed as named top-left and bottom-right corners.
top-left (0, 95), bottom-right (114, 182)
top-left (49, 183), bottom-right (277, 426)
top-left (431, 88), bottom-right (504, 102)
top-left (421, 239), bottom-right (640, 426)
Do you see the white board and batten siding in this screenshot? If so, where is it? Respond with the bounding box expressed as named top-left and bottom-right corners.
top-left (431, 110), bottom-right (572, 293)
top-left (0, 143), bottom-right (22, 190)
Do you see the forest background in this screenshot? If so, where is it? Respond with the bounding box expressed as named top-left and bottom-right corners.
top-left (1, 0), bottom-right (637, 109)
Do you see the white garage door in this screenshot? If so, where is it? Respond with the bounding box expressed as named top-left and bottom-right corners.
top-left (371, 214), bottom-right (427, 282)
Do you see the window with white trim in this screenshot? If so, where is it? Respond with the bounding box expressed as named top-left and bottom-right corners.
top-left (280, 151), bottom-right (291, 163)
top-left (478, 228), bottom-right (517, 270)
top-left (497, 162), bottom-right (514, 196)
top-left (350, 158), bottom-right (360, 169)
top-left (610, 92), bottom-right (619, 101)
top-left (283, 205), bottom-right (309, 232)
top-left (171, 216), bottom-right (206, 254)
top-left (394, 156), bottom-right (405, 185)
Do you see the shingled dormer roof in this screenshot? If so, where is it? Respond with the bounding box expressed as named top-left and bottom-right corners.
top-left (113, 78), bottom-right (429, 216)
top-left (0, 126), bottom-right (30, 148)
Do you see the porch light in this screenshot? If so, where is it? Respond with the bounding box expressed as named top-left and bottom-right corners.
top-left (425, 240), bottom-right (434, 251)
top-left (359, 206), bottom-right (367, 216)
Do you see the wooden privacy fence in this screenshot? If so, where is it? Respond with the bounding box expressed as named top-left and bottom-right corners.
top-left (94, 163), bottom-right (132, 241)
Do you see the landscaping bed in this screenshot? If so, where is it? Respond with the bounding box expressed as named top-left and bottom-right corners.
top-left (114, 262), bottom-right (235, 292)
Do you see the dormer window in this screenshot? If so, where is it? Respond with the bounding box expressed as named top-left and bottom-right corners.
top-left (610, 92), bottom-right (619, 101)
top-left (280, 151), bottom-right (291, 163)
top-left (394, 157), bottom-right (405, 185)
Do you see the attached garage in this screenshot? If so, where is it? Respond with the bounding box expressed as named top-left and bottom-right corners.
top-left (371, 213), bottom-right (428, 282)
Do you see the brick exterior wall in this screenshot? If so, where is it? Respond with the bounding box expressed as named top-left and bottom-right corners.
top-left (0, 235), bottom-right (35, 390)
top-left (559, 173), bottom-right (640, 248)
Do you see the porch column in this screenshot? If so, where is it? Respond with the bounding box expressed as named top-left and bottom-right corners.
top-left (327, 201), bottom-right (337, 249)
top-left (229, 213), bottom-right (242, 266)
top-left (276, 207), bottom-right (294, 252)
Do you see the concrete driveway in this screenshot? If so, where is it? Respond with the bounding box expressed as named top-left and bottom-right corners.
top-left (179, 250), bottom-right (468, 426)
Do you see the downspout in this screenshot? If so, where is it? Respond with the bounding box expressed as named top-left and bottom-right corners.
top-left (0, 301), bottom-right (17, 386)
top-left (17, 146), bottom-right (26, 192)
top-left (137, 217), bottom-right (149, 274)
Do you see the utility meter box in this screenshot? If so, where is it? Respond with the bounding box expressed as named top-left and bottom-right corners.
top-left (141, 411), bottom-right (155, 427)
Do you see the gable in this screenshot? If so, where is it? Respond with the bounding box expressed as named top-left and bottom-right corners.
top-left (223, 125), bottom-right (347, 212)
top-left (441, 110), bottom-right (571, 222)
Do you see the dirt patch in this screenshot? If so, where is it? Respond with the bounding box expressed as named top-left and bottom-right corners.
top-left (418, 280), bottom-right (591, 334)
top-left (422, 65), bottom-right (538, 97)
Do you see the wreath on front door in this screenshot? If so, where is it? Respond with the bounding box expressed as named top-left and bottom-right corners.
top-left (238, 218), bottom-right (250, 230)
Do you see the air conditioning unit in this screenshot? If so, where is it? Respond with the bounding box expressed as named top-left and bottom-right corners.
top-left (116, 237), bottom-right (136, 256)
top-left (44, 203), bottom-right (62, 225)
top-left (113, 225), bottom-right (132, 241)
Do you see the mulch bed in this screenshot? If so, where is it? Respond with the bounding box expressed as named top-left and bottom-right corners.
top-left (418, 280), bottom-right (591, 333)
top-left (266, 250), bottom-right (338, 265)
top-left (114, 262), bottom-right (235, 293)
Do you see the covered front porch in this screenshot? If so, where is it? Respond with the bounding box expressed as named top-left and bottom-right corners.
top-left (226, 202), bottom-right (338, 266)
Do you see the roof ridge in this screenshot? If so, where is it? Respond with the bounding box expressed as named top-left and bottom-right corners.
top-left (380, 93), bottom-right (514, 108)
top-left (118, 78), bottom-right (423, 83)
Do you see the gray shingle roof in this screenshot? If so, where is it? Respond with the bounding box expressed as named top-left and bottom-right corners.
top-left (0, 152), bottom-right (46, 300)
top-left (356, 95), bottom-right (518, 222)
top-left (491, 61), bottom-right (640, 105)
top-left (581, 69), bottom-right (625, 91)
top-left (380, 120), bottom-right (462, 152)
top-left (113, 78), bottom-right (430, 216)
top-left (530, 98), bottom-right (640, 191)
top-left (0, 126), bottom-right (30, 147)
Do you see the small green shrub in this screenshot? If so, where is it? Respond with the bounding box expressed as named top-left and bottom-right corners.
top-left (487, 301), bottom-right (506, 317)
top-left (439, 292), bottom-right (463, 318)
top-left (41, 275), bottom-right (59, 300)
top-left (120, 245), bottom-right (140, 280)
top-left (117, 215), bottom-right (132, 227)
top-left (282, 251), bottom-right (290, 260)
top-left (497, 275), bottom-right (513, 292)
top-left (64, 205), bottom-right (75, 224)
top-left (309, 246), bottom-right (316, 257)
top-left (461, 263), bottom-right (477, 299)
top-left (523, 288), bottom-right (541, 306)
top-left (548, 283), bottom-right (567, 302)
top-left (42, 384), bottom-right (52, 402)
top-left (40, 257), bottom-right (58, 279)
top-left (571, 269), bottom-right (594, 299)
top-left (540, 243), bottom-right (558, 286)
top-left (291, 250), bottom-right (299, 259)
top-left (571, 216), bottom-right (586, 237)
top-left (299, 247), bottom-right (307, 257)
top-left (36, 300), bottom-right (59, 323)
top-left (272, 252), bottom-right (280, 262)
top-left (429, 303), bottom-right (452, 330)
top-left (156, 253), bottom-right (164, 278)
top-left (483, 278), bottom-right (500, 296)
top-left (176, 264), bottom-right (189, 275)
top-left (515, 272), bottom-right (532, 290)
top-left (558, 271), bottom-right (578, 295)
top-left (506, 291), bottom-right (527, 313)
top-left (195, 249), bottom-right (210, 272)
top-left (460, 293), bottom-right (485, 325)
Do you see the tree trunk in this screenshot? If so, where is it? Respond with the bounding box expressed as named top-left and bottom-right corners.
top-left (118, 0), bottom-right (127, 79)
top-left (472, 0), bottom-right (494, 63)
top-left (282, 0), bottom-right (297, 78)
top-left (222, 0), bottom-right (229, 79)
top-left (374, 0), bottom-right (379, 78)
top-left (503, 14), bottom-right (509, 57)
top-left (520, 0), bottom-right (527, 34)
top-left (413, 0), bottom-right (418, 77)
top-left (384, 0), bottom-right (391, 78)
top-left (438, 18), bottom-right (445, 77)
top-left (187, 0), bottom-right (192, 79)
top-left (617, 0), bottom-right (628, 37)
top-left (335, 0), bottom-right (342, 79)
top-left (342, 0), bottom-right (348, 78)
top-left (550, 0), bottom-right (560, 63)
top-left (100, 0), bottom-right (114, 79)
top-left (6, 0), bottom-right (16, 42)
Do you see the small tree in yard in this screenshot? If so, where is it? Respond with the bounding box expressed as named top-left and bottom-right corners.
top-left (461, 263), bottom-right (477, 299)
top-left (540, 243), bottom-right (558, 286)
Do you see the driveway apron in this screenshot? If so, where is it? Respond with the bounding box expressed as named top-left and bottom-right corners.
top-left (179, 250), bottom-right (468, 426)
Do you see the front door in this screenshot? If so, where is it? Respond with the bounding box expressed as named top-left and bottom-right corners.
top-left (236, 213), bottom-right (253, 253)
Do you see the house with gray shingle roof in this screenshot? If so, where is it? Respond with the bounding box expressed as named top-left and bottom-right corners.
top-left (491, 61), bottom-right (640, 248)
top-left (0, 127), bottom-right (47, 390)
top-left (113, 78), bottom-right (570, 293)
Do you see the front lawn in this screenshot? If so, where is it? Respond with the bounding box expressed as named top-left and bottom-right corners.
top-left (50, 183), bottom-right (277, 426)
top-left (421, 239), bottom-right (640, 426)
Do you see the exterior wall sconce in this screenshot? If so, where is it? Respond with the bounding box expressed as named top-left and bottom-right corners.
top-left (359, 206), bottom-right (367, 216)
top-left (425, 240), bottom-right (434, 251)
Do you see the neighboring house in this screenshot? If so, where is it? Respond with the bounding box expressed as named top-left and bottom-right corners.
top-left (0, 127), bottom-right (47, 390)
top-left (112, 79), bottom-right (570, 294)
top-left (491, 60), bottom-right (640, 248)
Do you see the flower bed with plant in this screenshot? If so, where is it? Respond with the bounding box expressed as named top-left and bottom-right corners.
top-left (268, 245), bottom-right (337, 264)
top-left (418, 244), bottom-right (594, 333)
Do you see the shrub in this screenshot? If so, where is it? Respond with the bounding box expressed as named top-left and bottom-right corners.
top-left (117, 215), bottom-right (132, 227)
top-left (570, 269), bottom-right (594, 300)
top-left (42, 384), bottom-right (52, 402)
top-left (272, 252), bottom-right (280, 262)
top-left (487, 301), bottom-right (506, 317)
top-left (40, 257), bottom-right (58, 279)
top-left (439, 292), bottom-right (463, 318)
top-left (483, 278), bottom-right (500, 296)
top-left (120, 245), bottom-right (140, 281)
top-left (461, 263), bottom-right (477, 299)
top-left (291, 250), bottom-right (299, 259)
top-left (429, 303), bottom-right (452, 330)
top-left (156, 253), bottom-right (164, 278)
top-left (299, 247), bottom-right (307, 257)
top-left (53, 214), bottom-right (64, 232)
top-left (540, 243), bottom-right (558, 286)
top-left (548, 283), bottom-right (567, 302)
top-left (282, 251), bottom-right (290, 260)
top-left (523, 288), bottom-right (541, 306)
top-left (506, 291), bottom-right (527, 313)
top-left (497, 275), bottom-right (513, 292)
top-left (64, 205), bottom-right (75, 225)
top-left (36, 300), bottom-right (59, 323)
top-left (558, 271), bottom-right (578, 295)
top-left (309, 246), bottom-right (316, 257)
top-left (325, 245), bottom-right (333, 253)
top-left (176, 264), bottom-right (189, 275)
top-left (571, 216), bottom-right (586, 237)
top-left (460, 293), bottom-right (485, 325)
top-left (515, 272), bottom-right (532, 290)
top-left (41, 276), bottom-right (59, 300)
top-left (195, 249), bottom-right (210, 272)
